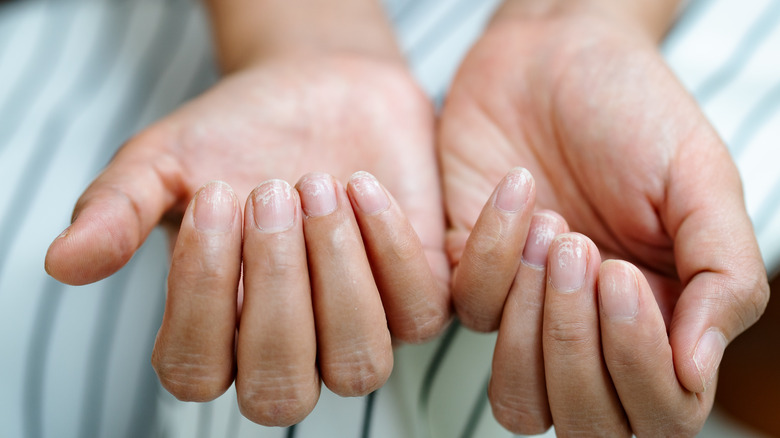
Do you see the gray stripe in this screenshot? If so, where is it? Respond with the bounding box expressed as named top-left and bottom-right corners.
top-left (693, 1), bottom-right (780, 104)
top-left (124, 270), bottom-right (167, 438)
top-left (406, 0), bottom-right (479, 64)
top-left (78, 244), bottom-right (138, 438)
top-left (77, 3), bottom-right (198, 435)
top-left (22, 277), bottom-right (64, 438)
top-left (391, 0), bottom-right (429, 25)
top-left (360, 390), bottom-right (378, 438)
top-left (88, 6), bottom-right (214, 173)
top-left (197, 402), bottom-right (215, 438)
top-left (0, 2), bottom-right (79, 152)
top-left (754, 173), bottom-right (780, 236)
top-left (225, 392), bottom-right (242, 438)
top-left (731, 78), bottom-right (780, 158)
top-left (419, 320), bottom-right (461, 428)
top-left (661, 0), bottom-right (714, 52)
top-left (459, 375), bottom-right (490, 438)
top-left (0, 1), bottom-right (134, 285)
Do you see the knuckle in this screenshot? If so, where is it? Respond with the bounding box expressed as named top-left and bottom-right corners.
top-left (237, 372), bottom-right (318, 427)
top-left (151, 348), bottom-right (230, 402)
top-left (321, 346), bottom-right (392, 397)
top-left (714, 269), bottom-right (770, 333)
top-left (389, 233), bottom-right (419, 263)
top-left (544, 319), bottom-right (595, 351)
top-left (392, 305), bottom-right (450, 344)
top-left (452, 288), bottom-right (501, 333)
top-left (468, 231), bottom-right (503, 261)
top-left (456, 307), bottom-right (500, 333)
top-left (488, 388), bottom-right (551, 435)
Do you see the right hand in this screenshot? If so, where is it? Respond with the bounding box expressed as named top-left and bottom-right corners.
top-left (45, 53), bottom-right (450, 426)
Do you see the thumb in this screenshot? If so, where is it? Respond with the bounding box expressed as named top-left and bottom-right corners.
top-left (667, 140), bottom-right (770, 393)
top-left (45, 132), bottom-right (185, 285)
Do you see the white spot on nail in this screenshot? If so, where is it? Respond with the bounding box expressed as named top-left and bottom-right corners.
top-left (257, 180), bottom-right (291, 206)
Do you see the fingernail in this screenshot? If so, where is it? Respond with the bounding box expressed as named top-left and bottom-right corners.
top-left (54, 227), bottom-right (70, 241)
top-left (522, 213), bottom-right (559, 267)
top-left (693, 329), bottom-right (727, 392)
top-left (349, 171), bottom-right (389, 215)
top-left (600, 261), bottom-right (638, 319)
top-left (193, 181), bottom-right (236, 233)
top-left (493, 167), bottom-right (532, 213)
top-left (549, 234), bottom-right (588, 292)
top-left (298, 173), bottom-right (337, 217)
top-left (252, 180), bottom-right (295, 232)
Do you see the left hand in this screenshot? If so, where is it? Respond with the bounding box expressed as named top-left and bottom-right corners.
top-left (439, 4), bottom-right (769, 436)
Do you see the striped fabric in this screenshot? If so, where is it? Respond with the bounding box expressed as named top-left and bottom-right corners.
top-left (0, 0), bottom-right (777, 437)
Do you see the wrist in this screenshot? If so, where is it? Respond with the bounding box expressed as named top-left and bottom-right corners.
top-left (205, 0), bottom-right (403, 74)
top-left (491, 0), bottom-right (681, 43)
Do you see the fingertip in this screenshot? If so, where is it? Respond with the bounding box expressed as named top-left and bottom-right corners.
top-left (521, 211), bottom-right (569, 268)
top-left (493, 167), bottom-right (534, 213)
top-left (547, 232), bottom-right (597, 293)
top-left (191, 180), bottom-right (240, 233)
top-left (296, 172), bottom-right (338, 218)
top-left (45, 210), bottom-right (136, 285)
top-left (598, 260), bottom-right (640, 321)
top-left (347, 171), bottom-right (391, 215)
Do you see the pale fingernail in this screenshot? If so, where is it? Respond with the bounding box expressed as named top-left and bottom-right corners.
top-left (549, 234), bottom-right (588, 292)
top-left (599, 261), bottom-right (638, 320)
top-left (252, 180), bottom-right (295, 232)
top-left (193, 181), bottom-right (236, 233)
top-left (522, 213), bottom-right (559, 267)
top-left (298, 173), bottom-right (337, 217)
top-left (349, 171), bottom-right (389, 215)
top-left (693, 329), bottom-right (727, 392)
top-left (494, 167), bottom-right (532, 213)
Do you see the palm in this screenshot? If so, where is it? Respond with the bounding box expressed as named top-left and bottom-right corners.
top-left (144, 55), bottom-right (444, 261)
top-left (440, 20), bottom-right (718, 321)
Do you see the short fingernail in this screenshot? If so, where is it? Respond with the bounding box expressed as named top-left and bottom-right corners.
top-left (493, 167), bottom-right (533, 213)
top-left (549, 234), bottom-right (588, 292)
top-left (600, 261), bottom-right (638, 319)
top-left (522, 213), bottom-right (560, 268)
top-left (252, 180), bottom-right (295, 232)
top-left (349, 171), bottom-right (389, 215)
top-left (193, 181), bottom-right (236, 233)
top-left (693, 329), bottom-right (728, 392)
top-left (298, 173), bottom-right (337, 217)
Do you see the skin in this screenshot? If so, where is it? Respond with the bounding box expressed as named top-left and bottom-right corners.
top-left (45, 1), bottom-right (450, 425)
top-left (442, 1), bottom-right (769, 436)
top-left (44, 0), bottom-right (770, 433)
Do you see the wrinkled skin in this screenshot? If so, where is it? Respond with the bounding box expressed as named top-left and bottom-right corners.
top-left (440, 15), bottom-right (768, 436)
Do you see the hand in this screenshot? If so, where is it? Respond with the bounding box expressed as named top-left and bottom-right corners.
top-left (439, 5), bottom-right (769, 436)
top-left (45, 54), bottom-right (449, 425)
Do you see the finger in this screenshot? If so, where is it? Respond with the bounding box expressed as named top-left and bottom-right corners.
top-left (452, 167), bottom-right (536, 332)
top-left (45, 132), bottom-right (184, 285)
top-left (346, 171), bottom-right (449, 343)
top-left (599, 260), bottom-right (710, 436)
top-left (666, 142), bottom-right (770, 393)
top-left (151, 181), bottom-right (241, 402)
top-left (236, 180), bottom-right (320, 426)
top-left (543, 233), bottom-right (631, 436)
top-left (296, 172), bottom-right (393, 397)
top-left (489, 211), bottom-right (568, 435)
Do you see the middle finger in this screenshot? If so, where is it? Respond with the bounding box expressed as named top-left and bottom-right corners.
top-left (296, 172), bottom-right (393, 397)
top-left (543, 233), bottom-right (630, 436)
